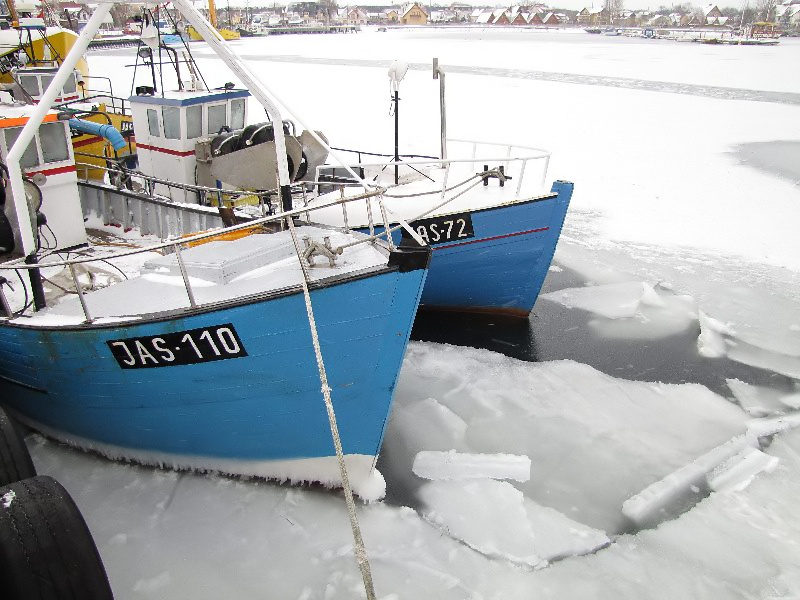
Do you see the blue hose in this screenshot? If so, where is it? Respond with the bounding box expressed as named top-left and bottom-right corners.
top-left (68, 119), bottom-right (127, 151)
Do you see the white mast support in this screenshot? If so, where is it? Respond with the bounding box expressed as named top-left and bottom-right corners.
top-left (5, 3), bottom-right (113, 256)
top-left (171, 0), bottom-right (372, 193)
top-left (171, 0), bottom-right (294, 190)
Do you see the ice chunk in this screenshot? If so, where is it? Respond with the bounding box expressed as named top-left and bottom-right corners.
top-left (747, 413), bottom-right (800, 439)
top-left (697, 310), bottom-right (733, 358)
top-left (412, 451), bottom-right (531, 482)
top-left (727, 378), bottom-right (795, 417)
top-left (622, 435), bottom-right (757, 528)
top-left (707, 447), bottom-right (779, 493)
top-left (418, 479), bottom-right (546, 568)
top-left (522, 498), bottom-right (610, 561)
top-left (726, 338), bottom-right (800, 380)
top-left (541, 281), bottom-right (647, 319)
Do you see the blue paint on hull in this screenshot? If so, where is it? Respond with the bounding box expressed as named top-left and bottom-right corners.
top-left (382, 181), bottom-right (573, 316)
top-left (0, 266), bottom-right (426, 465)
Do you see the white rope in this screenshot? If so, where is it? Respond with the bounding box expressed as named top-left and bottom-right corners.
top-left (286, 218), bottom-right (377, 600)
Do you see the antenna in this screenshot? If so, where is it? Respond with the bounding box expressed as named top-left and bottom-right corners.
top-left (387, 61), bottom-right (407, 184)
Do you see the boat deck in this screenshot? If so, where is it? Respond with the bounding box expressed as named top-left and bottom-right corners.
top-left (11, 226), bottom-right (387, 326)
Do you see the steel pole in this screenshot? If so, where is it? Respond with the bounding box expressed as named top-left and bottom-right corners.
top-left (394, 90), bottom-right (399, 185)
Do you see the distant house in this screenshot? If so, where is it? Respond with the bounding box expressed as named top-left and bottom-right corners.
top-left (577, 6), bottom-right (608, 25)
top-left (512, 11), bottom-right (529, 25)
top-left (346, 7), bottom-right (367, 24)
top-left (777, 3), bottom-right (800, 29)
top-left (528, 12), bottom-right (544, 25)
top-left (493, 10), bottom-right (511, 24)
top-left (384, 8), bottom-right (399, 23)
top-left (474, 9), bottom-right (494, 23)
top-left (647, 14), bottom-right (672, 27)
top-left (400, 2), bottom-right (428, 25)
top-left (541, 12), bottom-right (562, 25)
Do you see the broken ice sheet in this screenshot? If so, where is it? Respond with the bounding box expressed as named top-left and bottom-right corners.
top-left (727, 378), bottom-right (799, 417)
top-left (542, 281), bottom-right (697, 340)
top-left (418, 479), bottom-right (608, 568)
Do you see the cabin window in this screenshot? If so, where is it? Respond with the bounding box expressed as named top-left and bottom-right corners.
top-left (18, 74), bottom-right (40, 97)
top-left (63, 73), bottom-right (77, 95)
top-left (40, 74), bottom-right (55, 96)
top-left (4, 128), bottom-right (39, 169)
top-left (39, 122), bottom-right (70, 164)
top-left (231, 99), bottom-right (245, 130)
top-left (147, 109), bottom-right (160, 137)
top-left (162, 106), bottom-right (181, 139)
top-left (207, 103), bottom-right (227, 135)
top-left (186, 105), bottom-right (202, 138)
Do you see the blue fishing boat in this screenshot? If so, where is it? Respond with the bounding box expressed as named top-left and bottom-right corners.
top-left (0, 227), bottom-right (428, 495)
top-left (0, 3), bottom-right (430, 499)
top-left (395, 180), bottom-right (572, 316)
top-left (308, 152), bottom-right (573, 317)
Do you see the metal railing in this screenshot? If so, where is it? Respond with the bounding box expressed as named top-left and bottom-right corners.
top-left (75, 159), bottom-right (279, 213)
top-left (0, 184), bottom-right (403, 324)
top-left (313, 139), bottom-right (552, 229)
top-left (316, 139), bottom-right (551, 199)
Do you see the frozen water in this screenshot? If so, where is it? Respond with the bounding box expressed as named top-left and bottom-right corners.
top-left (9, 27), bottom-right (800, 599)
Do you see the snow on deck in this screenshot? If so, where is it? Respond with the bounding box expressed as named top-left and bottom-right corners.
top-left (14, 226), bottom-right (387, 324)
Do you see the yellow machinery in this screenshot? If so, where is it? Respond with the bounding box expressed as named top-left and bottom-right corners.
top-left (185, 0), bottom-right (240, 40)
top-left (0, 25), bottom-right (90, 83)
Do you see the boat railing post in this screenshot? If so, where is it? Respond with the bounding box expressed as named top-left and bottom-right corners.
top-left (68, 263), bottom-right (93, 323)
top-left (0, 278), bottom-right (12, 317)
top-left (365, 193), bottom-right (375, 239)
top-left (542, 155), bottom-right (551, 189)
top-left (440, 161), bottom-right (451, 201)
top-left (377, 199), bottom-right (395, 251)
top-left (173, 243), bottom-right (198, 309)
top-left (340, 186), bottom-right (349, 233)
top-left (516, 158), bottom-right (527, 197)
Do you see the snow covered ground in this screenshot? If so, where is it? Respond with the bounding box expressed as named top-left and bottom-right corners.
top-left (23, 27), bottom-right (800, 598)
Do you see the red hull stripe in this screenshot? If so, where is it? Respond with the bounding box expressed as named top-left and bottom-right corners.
top-left (138, 143), bottom-right (195, 157)
top-left (26, 165), bottom-right (77, 177)
top-left (433, 226), bottom-right (550, 251)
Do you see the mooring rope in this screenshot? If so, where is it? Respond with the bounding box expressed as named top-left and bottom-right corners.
top-left (286, 218), bottom-right (377, 600)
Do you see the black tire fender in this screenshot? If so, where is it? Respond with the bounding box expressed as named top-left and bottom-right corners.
top-left (0, 405), bottom-right (36, 486)
top-left (0, 475), bottom-right (114, 600)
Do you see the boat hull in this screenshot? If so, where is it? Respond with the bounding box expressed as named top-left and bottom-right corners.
top-left (380, 180), bottom-right (573, 317)
top-left (0, 258), bottom-right (427, 491)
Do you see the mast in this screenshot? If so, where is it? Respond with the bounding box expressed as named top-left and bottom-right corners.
top-left (5, 0), bottom-right (18, 24)
top-left (208, 0), bottom-right (218, 27)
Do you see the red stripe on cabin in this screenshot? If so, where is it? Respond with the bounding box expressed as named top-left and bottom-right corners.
top-left (137, 143), bottom-right (195, 157)
top-left (25, 165), bottom-right (78, 177)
